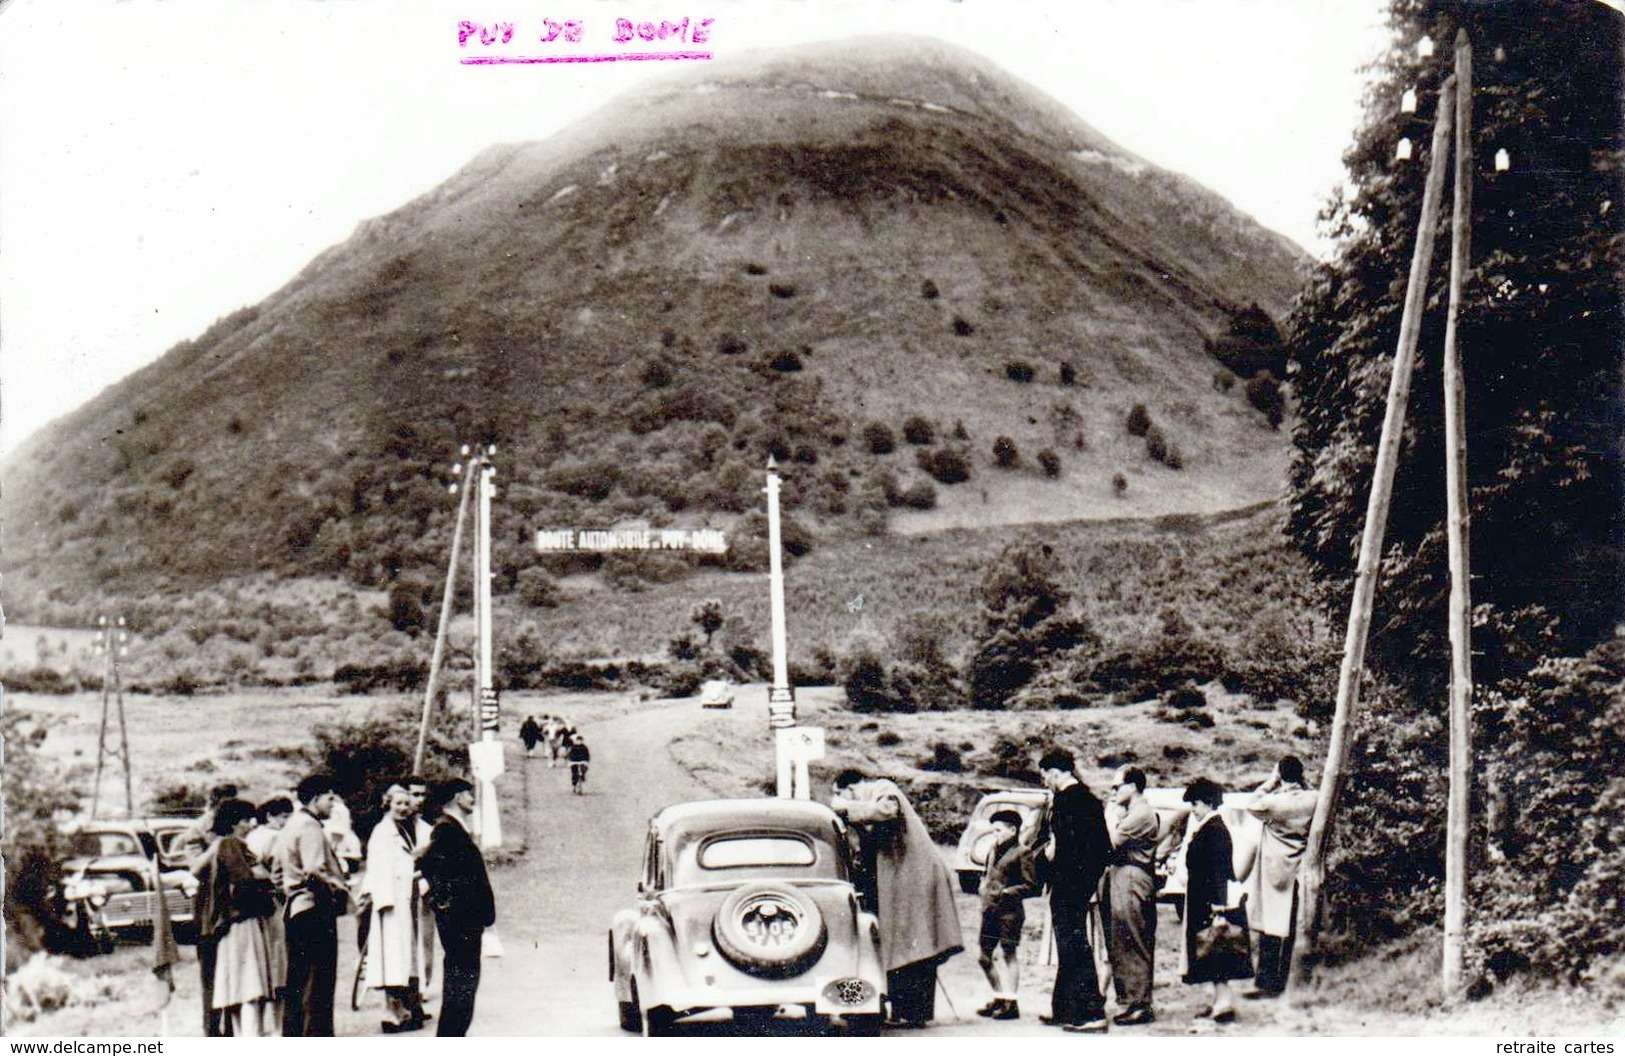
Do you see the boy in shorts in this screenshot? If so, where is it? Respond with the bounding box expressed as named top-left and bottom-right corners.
top-left (976, 809), bottom-right (1037, 1020)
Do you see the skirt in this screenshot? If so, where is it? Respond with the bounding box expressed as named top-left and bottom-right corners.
top-left (213, 917), bottom-right (275, 1009)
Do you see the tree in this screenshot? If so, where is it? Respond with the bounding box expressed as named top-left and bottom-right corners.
top-left (966, 541), bottom-right (1096, 710)
top-left (690, 599), bottom-right (725, 647)
top-left (1285, 0), bottom-right (1624, 694)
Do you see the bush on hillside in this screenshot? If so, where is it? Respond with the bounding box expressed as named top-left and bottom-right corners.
top-left (1005, 361), bottom-right (1035, 383)
top-left (769, 349), bottom-right (804, 372)
top-left (1059, 362), bottom-right (1078, 386)
top-left (3, 711), bottom-right (81, 957)
top-left (1246, 372), bottom-right (1285, 429)
top-left (895, 481), bottom-right (937, 510)
top-left (516, 567), bottom-right (561, 608)
top-left (1468, 640), bottom-right (1625, 985)
top-left (863, 422), bottom-right (897, 455)
top-left (902, 416), bottom-right (935, 446)
top-left (917, 447), bottom-right (972, 485)
top-left (967, 541), bottom-right (1097, 710)
top-left (1112, 473), bottom-right (1128, 497)
top-left (1126, 403), bottom-right (1152, 437)
top-left (917, 742), bottom-right (965, 773)
top-left (952, 316), bottom-right (975, 337)
top-left (921, 279), bottom-right (940, 300)
top-left (1038, 449), bottom-right (1062, 478)
top-left (993, 436), bottom-right (1020, 468)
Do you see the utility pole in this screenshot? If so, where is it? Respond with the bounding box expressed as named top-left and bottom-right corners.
top-left (1290, 74), bottom-right (1458, 990)
top-left (764, 458), bottom-right (819, 798)
top-left (414, 453), bottom-right (478, 774)
top-left (468, 447), bottom-right (504, 849)
top-left (91, 615), bottom-right (134, 818)
top-left (1441, 28), bottom-right (1476, 999)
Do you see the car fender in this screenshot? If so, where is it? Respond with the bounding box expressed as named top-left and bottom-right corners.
top-left (633, 907), bottom-right (685, 1008)
top-left (854, 909), bottom-right (885, 990)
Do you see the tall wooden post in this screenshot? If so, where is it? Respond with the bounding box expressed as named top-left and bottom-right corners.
top-left (414, 457), bottom-right (477, 773)
top-left (1442, 28), bottom-right (1476, 999)
top-left (1289, 76), bottom-right (1458, 990)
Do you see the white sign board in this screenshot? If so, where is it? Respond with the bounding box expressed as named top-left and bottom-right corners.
top-left (777, 726), bottom-right (825, 763)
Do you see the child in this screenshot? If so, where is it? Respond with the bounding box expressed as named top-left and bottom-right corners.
top-left (566, 736), bottom-right (591, 794)
top-left (976, 809), bottom-right (1037, 1020)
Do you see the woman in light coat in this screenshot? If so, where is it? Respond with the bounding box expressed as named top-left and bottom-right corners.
top-left (363, 786), bottom-right (434, 1032)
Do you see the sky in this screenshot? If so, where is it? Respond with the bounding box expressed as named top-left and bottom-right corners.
top-left (0, 0), bottom-right (1390, 457)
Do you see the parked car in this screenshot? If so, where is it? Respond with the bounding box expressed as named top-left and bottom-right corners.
top-left (950, 788), bottom-right (1051, 894)
top-left (608, 798), bottom-right (887, 1035)
top-left (699, 680), bottom-right (735, 709)
top-left (54, 817), bottom-right (199, 954)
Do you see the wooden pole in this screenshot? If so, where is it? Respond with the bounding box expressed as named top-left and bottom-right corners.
top-left (413, 458), bottom-right (477, 774)
top-left (1289, 76), bottom-right (1458, 991)
top-left (1442, 28), bottom-right (1476, 999)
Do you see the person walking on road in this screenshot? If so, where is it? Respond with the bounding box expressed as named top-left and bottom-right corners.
top-left (418, 779), bottom-right (495, 1037)
top-left (975, 810), bottom-right (1035, 1021)
top-left (830, 769), bottom-right (963, 1029)
top-left (275, 775), bottom-right (350, 1037)
top-left (1239, 756), bottom-right (1316, 997)
top-left (1036, 748), bottom-right (1112, 1034)
top-left (1104, 766), bottom-right (1159, 1026)
top-left (566, 736), bottom-right (591, 794)
top-left (519, 716), bottom-right (541, 757)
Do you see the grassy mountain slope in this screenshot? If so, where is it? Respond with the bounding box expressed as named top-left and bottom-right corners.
top-left (2, 35), bottom-right (1306, 613)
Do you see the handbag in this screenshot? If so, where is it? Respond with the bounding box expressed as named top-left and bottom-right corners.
top-left (1193, 903), bottom-right (1253, 975)
top-left (230, 876), bottom-right (278, 921)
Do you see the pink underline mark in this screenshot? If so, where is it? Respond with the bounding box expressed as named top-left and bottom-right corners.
top-left (461, 51), bottom-right (712, 65)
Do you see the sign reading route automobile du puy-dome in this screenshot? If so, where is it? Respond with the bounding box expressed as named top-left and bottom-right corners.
top-left (535, 528), bottom-right (728, 554)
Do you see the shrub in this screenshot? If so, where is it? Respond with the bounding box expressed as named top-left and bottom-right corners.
top-left (897, 481), bottom-right (938, 510)
top-left (921, 279), bottom-right (940, 300)
top-left (516, 567), bottom-right (560, 608)
top-left (3, 711), bottom-right (80, 955)
top-left (1125, 402), bottom-right (1152, 437)
top-left (1145, 426), bottom-right (1168, 463)
top-left (863, 422), bottom-right (896, 455)
top-left (993, 436), bottom-right (1020, 468)
top-left (768, 283), bottom-right (796, 299)
top-left (952, 419), bottom-right (970, 441)
top-left (842, 649), bottom-right (912, 713)
top-left (0, 667), bottom-right (76, 695)
top-left (917, 447), bottom-right (972, 485)
top-left (1245, 372), bottom-right (1285, 429)
top-left (641, 359), bottom-right (675, 388)
top-left (1005, 361), bottom-right (1035, 383)
top-left (918, 742), bottom-right (965, 773)
top-left (387, 581), bottom-right (427, 635)
top-left (1213, 369), bottom-right (1236, 393)
top-left (967, 542), bottom-right (1096, 710)
top-left (877, 730), bottom-right (901, 746)
top-left (902, 416), bottom-right (935, 445)
top-left (769, 349), bottom-right (804, 372)
top-left (952, 316), bottom-right (975, 337)
top-left (1112, 473), bottom-right (1128, 497)
top-left (1037, 449), bottom-right (1062, 478)
top-left (1163, 682), bottom-right (1207, 711)
top-left (1060, 362), bottom-right (1077, 386)
top-left (301, 700), bottom-right (468, 839)
top-left (716, 333), bottom-right (748, 356)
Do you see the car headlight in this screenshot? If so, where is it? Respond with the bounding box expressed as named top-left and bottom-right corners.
top-left (89, 894), bottom-right (108, 908)
top-left (821, 979), bottom-right (877, 1007)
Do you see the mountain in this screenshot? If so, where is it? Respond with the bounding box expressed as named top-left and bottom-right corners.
top-left (1, 34), bottom-right (1308, 614)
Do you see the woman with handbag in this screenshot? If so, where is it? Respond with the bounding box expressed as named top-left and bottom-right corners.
top-left (1179, 778), bottom-right (1253, 1024)
top-left (205, 799), bottom-right (279, 1037)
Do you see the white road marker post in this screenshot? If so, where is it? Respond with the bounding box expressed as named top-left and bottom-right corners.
top-left (764, 457), bottom-right (798, 796)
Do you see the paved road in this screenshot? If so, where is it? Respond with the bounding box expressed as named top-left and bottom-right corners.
top-left (463, 693), bottom-right (1229, 1038)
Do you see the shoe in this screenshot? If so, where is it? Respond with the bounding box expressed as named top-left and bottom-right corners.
top-left (1193, 1006), bottom-right (1213, 1019)
top-left (977, 1000), bottom-right (1002, 1018)
top-left (1113, 1007), bottom-right (1155, 1026)
top-left (1213, 1008), bottom-right (1237, 1024)
top-left (990, 1002), bottom-right (1020, 1021)
top-left (1243, 988), bottom-right (1282, 1000)
top-left (1063, 1018), bottom-right (1109, 1034)
top-left (1038, 1015), bottom-right (1070, 1027)
top-left (380, 1020), bottom-right (405, 1034)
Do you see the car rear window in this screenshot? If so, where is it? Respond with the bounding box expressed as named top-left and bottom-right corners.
top-left (698, 836), bottom-right (816, 870)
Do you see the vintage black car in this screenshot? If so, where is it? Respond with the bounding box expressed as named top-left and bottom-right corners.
top-left (609, 798), bottom-right (887, 1035)
top-left (54, 818), bottom-right (199, 953)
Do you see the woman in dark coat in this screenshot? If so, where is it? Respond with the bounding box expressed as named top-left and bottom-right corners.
top-left (205, 799), bottom-right (278, 1037)
top-left (1179, 778), bottom-right (1252, 1023)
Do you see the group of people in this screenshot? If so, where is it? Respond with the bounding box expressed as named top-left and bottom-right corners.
top-left (824, 749), bottom-right (1317, 1032)
top-left (518, 714), bottom-right (590, 793)
top-left (174, 773), bottom-right (495, 1038)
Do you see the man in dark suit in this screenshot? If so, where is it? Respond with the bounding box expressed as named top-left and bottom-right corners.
top-left (1037, 748), bottom-right (1113, 1033)
top-left (417, 779), bottom-right (495, 1037)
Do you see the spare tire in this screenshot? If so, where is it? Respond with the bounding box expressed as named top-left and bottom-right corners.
top-left (712, 881), bottom-right (826, 977)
